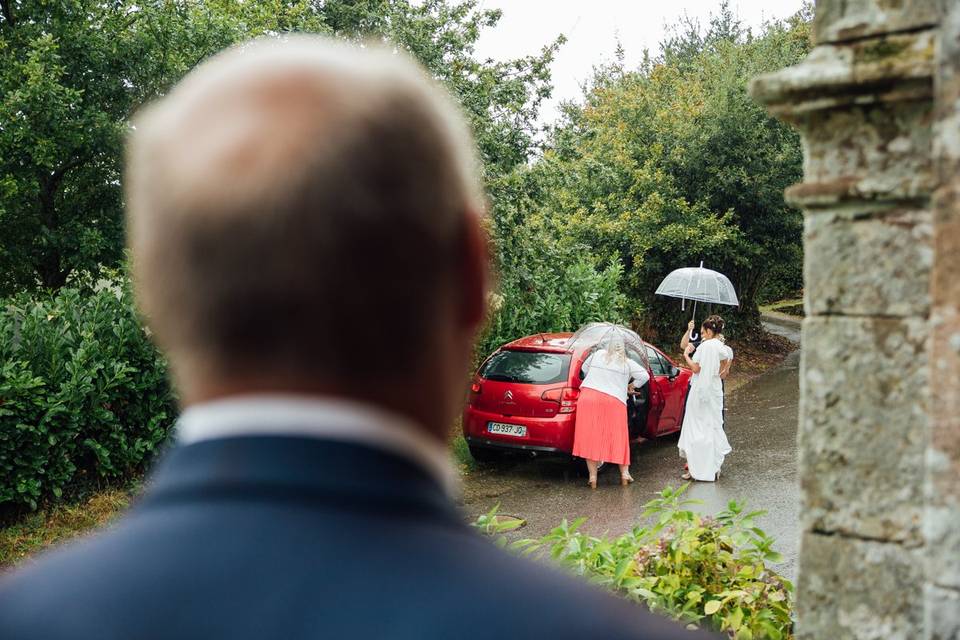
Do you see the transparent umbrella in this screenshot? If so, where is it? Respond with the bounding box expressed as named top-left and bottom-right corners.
top-left (655, 261), bottom-right (739, 319)
top-left (565, 322), bottom-right (650, 369)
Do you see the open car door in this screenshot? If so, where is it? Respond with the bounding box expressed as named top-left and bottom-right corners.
top-left (643, 345), bottom-right (686, 435)
top-left (626, 347), bottom-right (656, 439)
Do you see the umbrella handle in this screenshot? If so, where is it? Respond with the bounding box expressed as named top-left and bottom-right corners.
top-left (681, 261), bottom-right (705, 315)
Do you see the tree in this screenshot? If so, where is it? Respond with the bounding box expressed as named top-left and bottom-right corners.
top-left (0, 1), bottom-right (325, 293)
top-left (522, 4), bottom-right (812, 339)
top-left (657, 3), bottom-right (812, 313)
top-left (0, 0), bottom-right (559, 295)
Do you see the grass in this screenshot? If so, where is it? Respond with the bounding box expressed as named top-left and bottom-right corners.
top-left (761, 297), bottom-right (805, 317)
top-left (0, 487), bottom-right (135, 570)
top-left (449, 415), bottom-right (478, 474)
top-left (776, 303), bottom-right (804, 317)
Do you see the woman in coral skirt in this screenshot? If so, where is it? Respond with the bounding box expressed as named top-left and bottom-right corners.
top-left (573, 336), bottom-right (650, 489)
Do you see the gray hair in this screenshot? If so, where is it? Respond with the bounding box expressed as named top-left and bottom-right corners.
top-left (603, 334), bottom-right (628, 366)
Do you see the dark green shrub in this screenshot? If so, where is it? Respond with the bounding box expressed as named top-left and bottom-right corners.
top-left (477, 485), bottom-right (794, 639)
top-left (479, 257), bottom-right (626, 358)
top-left (476, 208), bottom-right (628, 363)
top-left (0, 282), bottom-right (175, 509)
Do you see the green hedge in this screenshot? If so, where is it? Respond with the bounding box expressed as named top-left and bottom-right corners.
top-left (0, 284), bottom-right (175, 510)
top-left (478, 253), bottom-right (628, 359)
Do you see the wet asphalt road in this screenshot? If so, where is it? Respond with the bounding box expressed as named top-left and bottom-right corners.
top-left (460, 317), bottom-right (802, 579)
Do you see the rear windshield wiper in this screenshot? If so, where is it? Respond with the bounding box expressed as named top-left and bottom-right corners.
top-left (483, 374), bottom-right (514, 382)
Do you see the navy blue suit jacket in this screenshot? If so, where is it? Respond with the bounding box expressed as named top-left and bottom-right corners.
top-left (0, 436), bottom-right (711, 639)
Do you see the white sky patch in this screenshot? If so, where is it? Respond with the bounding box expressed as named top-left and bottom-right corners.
top-left (474, 0), bottom-right (805, 126)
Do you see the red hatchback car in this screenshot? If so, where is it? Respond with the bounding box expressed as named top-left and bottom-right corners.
top-left (463, 332), bottom-right (692, 463)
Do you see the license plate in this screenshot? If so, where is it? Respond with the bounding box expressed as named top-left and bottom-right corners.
top-left (487, 422), bottom-right (527, 437)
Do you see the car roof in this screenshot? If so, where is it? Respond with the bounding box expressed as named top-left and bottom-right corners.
top-left (501, 332), bottom-right (660, 356)
top-left (502, 332), bottom-right (574, 353)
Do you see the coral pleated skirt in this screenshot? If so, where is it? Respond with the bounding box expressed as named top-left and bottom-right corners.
top-left (572, 388), bottom-right (630, 465)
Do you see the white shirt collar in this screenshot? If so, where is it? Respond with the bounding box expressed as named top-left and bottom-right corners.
top-left (175, 394), bottom-right (459, 497)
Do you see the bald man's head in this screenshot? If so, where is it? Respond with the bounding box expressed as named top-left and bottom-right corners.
top-left (126, 37), bottom-right (487, 406)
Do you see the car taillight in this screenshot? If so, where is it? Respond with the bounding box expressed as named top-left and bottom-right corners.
top-left (542, 387), bottom-right (579, 413)
top-left (541, 388), bottom-right (562, 403)
top-left (559, 387), bottom-right (580, 413)
top-left (470, 382), bottom-right (482, 394)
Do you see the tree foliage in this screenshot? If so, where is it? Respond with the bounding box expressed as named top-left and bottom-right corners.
top-left (0, 0), bottom-right (559, 295)
top-left (0, 0), bottom-right (810, 353)
top-left (521, 4), bottom-right (812, 340)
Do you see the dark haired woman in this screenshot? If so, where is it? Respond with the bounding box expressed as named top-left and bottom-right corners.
top-left (678, 315), bottom-right (732, 481)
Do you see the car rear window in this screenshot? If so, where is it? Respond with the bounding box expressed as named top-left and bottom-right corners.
top-left (479, 350), bottom-right (572, 385)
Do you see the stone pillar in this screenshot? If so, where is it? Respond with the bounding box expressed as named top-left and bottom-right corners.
top-left (751, 2), bottom-right (945, 638)
top-left (928, 4), bottom-right (960, 638)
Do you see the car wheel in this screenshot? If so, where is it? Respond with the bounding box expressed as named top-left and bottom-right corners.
top-left (468, 444), bottom-right (506, 465)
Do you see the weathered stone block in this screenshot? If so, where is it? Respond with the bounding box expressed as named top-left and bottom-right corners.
top-left (805, 207), bottom-right (932, 317)
top-left (787, 100), bottom-right (935, 207)
top-left (934, 6), bottom-right (960, 177)
top-left (924, 496), bottom-right (960, 590)
top-left (932, 187), bottom-right (960, 327)
top-left (800, 316), bottom-right (928, 544)
top-left (813, 0), bottom-right (944, 44)
top-left (796, 532), bottom-right (924, 640)
top-left (928, 185), bottom-right (960, 594)
top-left (750, 30), bottom-right (935, 119)
top-left (926, 584), bottom-right (960, 640)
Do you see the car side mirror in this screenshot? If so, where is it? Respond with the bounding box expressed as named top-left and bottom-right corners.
top-left (669, 366), bottom-right (681, 380)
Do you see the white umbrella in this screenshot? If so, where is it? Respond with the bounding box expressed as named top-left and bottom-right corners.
top-left (655, 262), bottom-right (739, 319)
top-left (565, 322), bottom-right (650, 369)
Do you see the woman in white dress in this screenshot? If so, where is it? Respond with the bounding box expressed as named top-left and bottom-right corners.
top-left (678, 315), bottom-right (732, 481)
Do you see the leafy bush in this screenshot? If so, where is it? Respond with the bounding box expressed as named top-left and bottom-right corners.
top-left (0, 282), bottom-right (175, 510)
top-left (476, 188), bottom-right (629, 361)
top-left (477, 485), bottom-right (794, 639)
top-left (479, 254), bottom-right (627, 359)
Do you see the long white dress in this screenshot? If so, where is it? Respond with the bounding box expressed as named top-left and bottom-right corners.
top-left (678, 338), bottom-right (732, 481)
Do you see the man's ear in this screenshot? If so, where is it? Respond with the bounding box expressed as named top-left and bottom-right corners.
top-left (458, 210), bottom-right (489, 330)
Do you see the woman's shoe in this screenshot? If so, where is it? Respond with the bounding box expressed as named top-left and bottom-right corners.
top-left (588, 477), bottom-right (597, 490)
top-left (681, 472), bottom-right (692, 481)
top-left (620, 474), bottom-right (634, 486)
top-left (715, 470), bottom-right (721, 481)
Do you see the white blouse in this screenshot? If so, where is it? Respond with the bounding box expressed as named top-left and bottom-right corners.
top-left (691, 339), bottom-right (733, 392)
top-left (580, 349), bottom-right (650, 405)
top-left (720, 343), bottom-right (734, 362)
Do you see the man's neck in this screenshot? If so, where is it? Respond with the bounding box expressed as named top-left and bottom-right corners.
top-left (175, 393), bottom-right (459, 496)
top-left (180, 378), bottom-right (448, 446)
